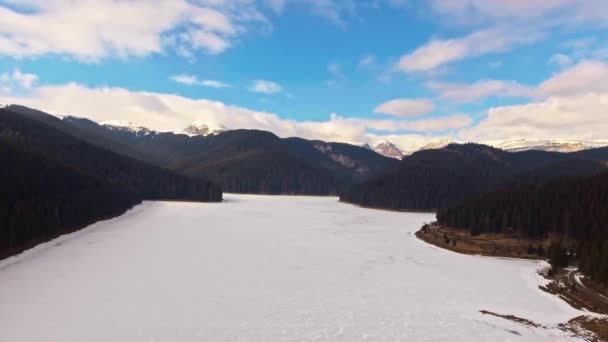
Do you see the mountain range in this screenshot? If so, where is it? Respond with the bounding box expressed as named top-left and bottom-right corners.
top-left (379, 138), bottom-right (608, 157)
top-left (340, 143), bottom-right (608, 211)
top-left (5, 104), bottom-right (396, 196)
top-left (4, 104), bottom-right (608, 210)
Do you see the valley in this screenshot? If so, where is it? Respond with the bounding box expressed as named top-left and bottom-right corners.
top-left (0, 195), bottom-right (587, 341)
top-left (1, 3), bottom-right (607, 341)
top-left (1, 104), bottom-right (608, 340)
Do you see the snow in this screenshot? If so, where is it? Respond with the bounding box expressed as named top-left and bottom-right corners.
top-left (490, 139), bottom-right (608, 153)
top-left (182, 120), bottom-right (227, 136)
top-left (373, 141), bottom-right (405, 159)
top-left (0, 195), bottom-right (583, 341)
top-left (101, 120), bottom-right (151, 135)
top-left (415, 138), bottom-right (455, 153)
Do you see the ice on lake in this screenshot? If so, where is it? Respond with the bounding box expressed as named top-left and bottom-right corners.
top-left (0, 194), bottom-right (583, 341)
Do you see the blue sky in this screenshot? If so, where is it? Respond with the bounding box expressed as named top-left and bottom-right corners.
top-left (1, 0), bottom-right (608, 151)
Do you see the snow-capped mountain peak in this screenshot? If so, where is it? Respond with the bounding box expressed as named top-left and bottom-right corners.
top-left (490, 139), bottom-right (608, 153)
top-left (183, 121), bottom-right (227, 136)
top-left (101, 120), bottom-right (151, 135)
top-left (416, 138), bottom-right (454, 153)
top-left (373, 141), bottom-right (405, 159)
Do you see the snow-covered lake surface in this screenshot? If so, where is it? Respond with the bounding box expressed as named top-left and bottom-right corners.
top-left (0, 194), bottom-right (582, 341)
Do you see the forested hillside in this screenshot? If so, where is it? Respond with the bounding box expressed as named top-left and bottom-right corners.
top-left (340, 143), bottom-right (608, 211)
top-left (171, 130), bottom-right (341, 194)
top-left (0, 107), bottom-right (222, 258)
top-left (34, 107), bottom-right (396, 195)
top-left (436, 172), bottom-right (608, 284)
top-left (0, 141), bottom-right (138, 258)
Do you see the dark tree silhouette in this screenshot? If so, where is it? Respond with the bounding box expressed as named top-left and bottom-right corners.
top-left (0, 107), bottom-right (222, 259)
top-left (436, 172), bottom-right (608, 283)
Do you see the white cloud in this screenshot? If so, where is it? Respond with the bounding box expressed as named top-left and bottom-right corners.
top-left (397, 27), bottom-right (542, 72)
top-left (374, 99), bottom-right (435, 117)
top-left (460, 92), bottom-right (608, 142)
top-left (426, 80), bottom-right (533, 102)
top-left (398, 114), bottom-right (472, 132)
top-left (357, 54), bottom-right (375, 69)
top-left (538, 60), bottom-right (608, 97)
top-left (264, 0), bottom-right (286, 13)
top-left (171, 75), bottom-right (198, 86)
top-left (456, 61), bottom-right (608, 143)
top-left (171, 74), bottom-right (230, 88)
top-left (307, 0), bottom-right (355, 26)
top-left (429, 0), bottom-right (608, 26)
top-left (430, 0), bottom-right (570, 23)
top-left (0, 0), bottom-right (265, 61)
top-left (326, 62), bottom-right (347, 86)
top-left (0, 69), bottom-right (39, 89)
top-left (549, 53), bottom-right (573, 68)
top-left (0, 69), bottom-right (39, 95)
top-left (396, 1), bottom-right (608, 74)
top-left (427, 60), bottom-right (608, 103)
top-left (200, 80), bottom-right (231, 89)
top-left (0, 79), bottom-right (469, 151)
top-left (249, 80), bottom-right (283, 94)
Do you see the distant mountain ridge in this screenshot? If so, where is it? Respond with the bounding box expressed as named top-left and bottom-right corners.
top-left (3, 105), bottom-right (395, 195)
top-left (340, 143), bottom-right (608, 211)
top-left (412, 138), bottom-right (608, 154)
top-left (101, 120), bottom-right (152, 136)
top-left (373, 141), bottom-right (404, 159)
top-left (492, 139), bottom-right (608, 153)
top-left (366, 138), bottom-right (608, 158)
top-left (182, 121), bottom-right (228, 136)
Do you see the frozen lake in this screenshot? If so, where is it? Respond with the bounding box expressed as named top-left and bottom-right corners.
top-left (0, 194), bottom-right (582, 341)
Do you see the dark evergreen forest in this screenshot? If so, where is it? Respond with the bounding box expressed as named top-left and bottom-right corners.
top-left (0, 108), bottom-right (222, 258)
top-left (340, 143), bottom-right (608, 211)
top-left (44, 108), bottom-right (396, 195)
top-left (437, 172), bottom-right (608, 284)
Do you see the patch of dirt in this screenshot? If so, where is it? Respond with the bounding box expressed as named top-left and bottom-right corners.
top-left (560, 316), bottom-right (608, 342)
top-left (540, 269), bottom-right (608, 315)
top-left (415, 225), bottom-right (549, 259)
top-left (480, 310), bottom-right (608, 341)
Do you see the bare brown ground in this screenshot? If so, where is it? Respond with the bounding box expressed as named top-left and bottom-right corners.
top-left (415, 225), bottom-right (549, 259)
top-left (560, 316), bottom-right (608, 342)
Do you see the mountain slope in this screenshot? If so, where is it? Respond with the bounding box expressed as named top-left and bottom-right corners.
top-left (171, 133), bottom-right (396, 194)
top-left (0, 107), bottom-right (222, 259)
top-left (340, 143), bottom-right (608, 211)
top-left (0, 108), bottom-right (222, 201)
top-left (171, 131), bottom-right (341, 194)
top-left (373, 141), bottom-right (404, 159)
top-left (0, 140), bottom-right (139, 258)
top-left (27, 106), bottom-right (396, 195)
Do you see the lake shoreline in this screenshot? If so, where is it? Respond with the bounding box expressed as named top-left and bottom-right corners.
top-left (416, 225), bottom-right (608, 340)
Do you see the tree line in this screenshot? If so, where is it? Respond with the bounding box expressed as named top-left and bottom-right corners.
top-left (0, 108), bottom-right (222, 259)
top-left (436, 172), bottom-right (608, 284)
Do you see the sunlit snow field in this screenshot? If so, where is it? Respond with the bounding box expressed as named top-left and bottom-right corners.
top-left (0, 194), bottom-right (582, 341)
